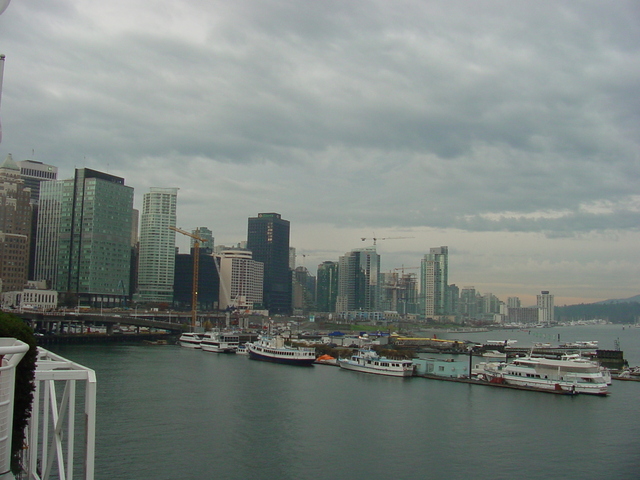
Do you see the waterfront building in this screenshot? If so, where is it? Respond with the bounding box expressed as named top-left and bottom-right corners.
top-left (0, 154), bottom-right (31, 292)
top-left (216, 248), bottom-right (263, 310)
top-left (507, 306), bottom-right (540, 324)
top-left (136, 187), bottom-right (178, 303)
top-left (246, 213), bottom-right (291, 314)
top-left (336, 247), bottom-right (380, 314)
top-left (420, 246), bottom-right (448, 319)
top-left (1, 281), bottom-right (58, 310)
top-left (34, 168), bottom-right (134, 306)
top-left (537, 290), bottom-right (555, 325)
top-left (316, 261), bottom-right (338, 313)
top-left (173, 250), bottom-right (219, 311)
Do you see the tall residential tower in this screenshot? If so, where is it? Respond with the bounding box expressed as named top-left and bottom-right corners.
top-left (136, 187), bottom-right (178, 303)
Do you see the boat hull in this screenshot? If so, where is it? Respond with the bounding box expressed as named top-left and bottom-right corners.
top-left (248, 349), bottom-right (316, 366)
top-left (338, 360), bottom-right (413, 377)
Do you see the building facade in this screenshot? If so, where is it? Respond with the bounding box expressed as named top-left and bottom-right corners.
top-left (136, 187), bottom-right (178, 303)
top-left (537, 290), bottom-right (555, 325)
top-left (246, 213), bottom-right (291, 314)
top-left (420, 246), bottom-right (448, 318)
top-left (336, 247), bottom-right (380, 313)
top-left (0, 154), bottom-right (31, 292)
top-left (316, 261), bottom-right (338, 313)
top-left (216, 249), bottom-right (263, 311)
top-left (34, 168), bottom-right (133, 305)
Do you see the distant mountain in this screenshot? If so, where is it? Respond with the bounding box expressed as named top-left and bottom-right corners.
top-left (556, 298), bottom-right (640, 324)
top-left (594, 294), bottom-right (640, 305)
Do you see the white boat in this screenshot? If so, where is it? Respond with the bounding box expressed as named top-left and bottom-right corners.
top-left (486, 339), bottom-right (517, 346)
top-left (236, 344), bottom-right (249, 355)
top-left (338, 350), bottom-right (414, 377)
top-left (178, 332), bottom-right (203, 349)
top-left (476, 356), bottom-right (609, 395)
top-left (246, 335), bottom-right (316, 366)
top-left (201, 331), bottom-right (239, 353)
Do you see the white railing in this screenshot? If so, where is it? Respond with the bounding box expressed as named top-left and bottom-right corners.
top-left (23, 348), bottom-right (96, 480)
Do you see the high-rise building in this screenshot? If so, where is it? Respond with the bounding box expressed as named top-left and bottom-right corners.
top-left (420, 246), bottom-right (448, 318)
top-left (336, 247), bottom-right (380, 313)
top-left (292, 266), bottom-right (315, 315)
top-left (18, 159), bottom-right (58, 280)
top-left (217, 249), bottom-right (263, 310)
top-left (34, 168), bottom-right (133, 305)
top-left (17, 160), bottom-right (57, 204)
top-left (191, 227), bottom-right (213, 254)
top-left (316, 261), bottom-right (338, 313)
top-left (136, 187), bottom-right (178, 303)
top-left (459, 286), bottom-right (477, 321)
top-left (0, 154), bottom-right (31, 292)
top-left (537, 290), bottom-right (555, 325)
top-left (507, 297), bottom-right (521, 309)
top-left (246, 213), bottom-right (291, 314)
top-left (173, 250), bottom-right (219, 311)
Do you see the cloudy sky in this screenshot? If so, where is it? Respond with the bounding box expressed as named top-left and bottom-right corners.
top-left (1, 1), bottom-right (639, 306)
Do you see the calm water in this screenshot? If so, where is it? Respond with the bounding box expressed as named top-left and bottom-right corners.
top-left (49, 325), bottom-right (640, 480)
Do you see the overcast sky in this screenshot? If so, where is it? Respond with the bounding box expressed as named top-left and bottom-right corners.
top-left (1, 1), bottom-right (639, 306)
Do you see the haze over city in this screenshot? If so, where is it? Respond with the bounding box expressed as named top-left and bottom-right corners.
top-left (1, 1), bottom-right (638, 306)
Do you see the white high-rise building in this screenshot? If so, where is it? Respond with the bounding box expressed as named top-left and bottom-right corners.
top-left (420, 246), bottom-right (448, 318)
top-left (136, 187), bottom-right (178, 303)
top-left (217, 249), bottom-right (263, 310)
top-left (537, 290), bottom-right (555, 325)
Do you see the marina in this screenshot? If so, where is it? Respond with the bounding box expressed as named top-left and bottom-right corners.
top-left (46, 323), bottom-right (640, 480)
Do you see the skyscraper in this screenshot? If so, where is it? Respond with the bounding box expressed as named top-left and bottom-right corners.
top-left (35, 168), bottom-right (133, 305)
top-left (316, 261), bottom-right (338, 313)
top-left (336, 247), bottom-right (380, 313)
top-left (217, 249), bottom-right (263, 310)
top-left (18, 159), bottom-right (58, 280)
top-left (0, 154), bottom-right (31, 292)
top-left (420, 246), bottom-right (448, 318)
top-left (136, 187), bottom-right (178, 303)
top-left (191, 227), bottom-right (213, 254)
top-left (246, 212), bottom-right (291, 314)
top-left (537, 290), bottom-right (555, 325)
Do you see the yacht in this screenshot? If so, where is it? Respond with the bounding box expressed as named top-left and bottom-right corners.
top-left (178, 332), bottom-right (203, 349)
top-left (201, 331), bottom-right (239, 353)
top-left (476, 356), bottom-right (609, 395)
top-left (338, 349), bottom-right (414, 377)
top-left (246, 335), bottom-right (316, 366)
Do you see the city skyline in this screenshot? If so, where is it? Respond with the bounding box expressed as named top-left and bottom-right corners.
top-left (1, 2), bottom-right (638, 306)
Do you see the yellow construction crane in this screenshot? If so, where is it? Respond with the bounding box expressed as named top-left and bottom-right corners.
top-left (169, 226), bottom-right (206, 329)
top-left (361, 236), bottom-right (414, 246)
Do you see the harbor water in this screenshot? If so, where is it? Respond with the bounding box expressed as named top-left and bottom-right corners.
top-left (49, 324), bottom-right (640, 480)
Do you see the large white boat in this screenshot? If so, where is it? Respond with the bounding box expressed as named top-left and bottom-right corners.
top-left (201, 331), bottom-right (239, 353)
top-left (338, 350), bottom-right (414, 377)
top-left (476, 356), bottom-right (609, 395)
top-left (178, 332), bottom-right (203, 349)
top-left (246, 335), bottom-right (316, 366)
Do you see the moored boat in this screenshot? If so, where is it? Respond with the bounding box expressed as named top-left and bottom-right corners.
top-left (201, 331), bottom-right (239, 353)
top-left (246, 335), bottom-right (316, 366)
top-left (338, 349), bottom-right (414, 377)
top-left (178, 332), bottom-right (203, 349)
top-left (476, 355), bottom-right (609, 395)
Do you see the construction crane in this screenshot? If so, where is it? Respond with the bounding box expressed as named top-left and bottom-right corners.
top-left (169, 226), bottom-right (206, 329)
top-left (361, 236), bottom-right (413, 246)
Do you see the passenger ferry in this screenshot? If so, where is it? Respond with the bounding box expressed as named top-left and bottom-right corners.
top-left (246, 335), bottom-right (316, 366)
top-left (201, 331), bottom-right (239, 353)
top-left (178, 332), bottom-right (203, 349)
top-left (476, 356), bottom-right (609, 395)
top-left (338, 349), bottom-right (414, 377)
